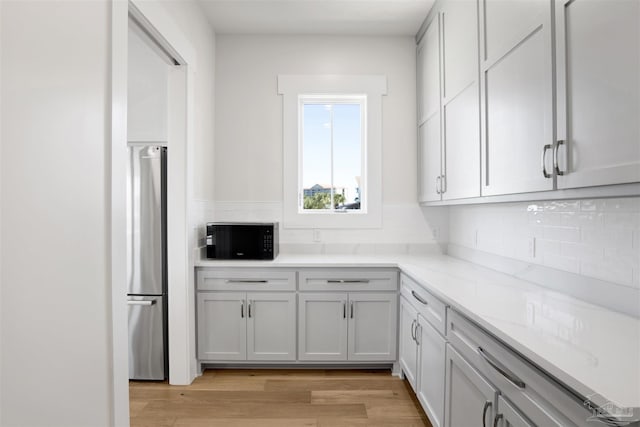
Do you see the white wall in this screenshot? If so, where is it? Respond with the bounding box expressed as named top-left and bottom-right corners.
top-left (214, 35), bottom-right (439, 248)
top-left (448, 197), bottom-right (640, 290)
top-left (1, 2), bottom-right (113, 425)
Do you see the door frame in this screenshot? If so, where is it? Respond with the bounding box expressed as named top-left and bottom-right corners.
top-left (110, 1), bottom-right (197, 424)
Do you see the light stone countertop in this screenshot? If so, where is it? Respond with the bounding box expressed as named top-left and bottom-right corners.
top-left (196, 253), bottom-right (640, 411)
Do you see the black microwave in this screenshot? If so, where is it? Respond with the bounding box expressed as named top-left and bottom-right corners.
top-left (206, 222), bottom-right (279, 260)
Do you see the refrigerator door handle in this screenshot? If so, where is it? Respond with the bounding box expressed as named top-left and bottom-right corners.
top-left (127, 299), bottom-right (157, 306)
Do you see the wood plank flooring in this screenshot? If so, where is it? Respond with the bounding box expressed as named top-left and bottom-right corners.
top-left (130, 369), bottom-right (432, 427)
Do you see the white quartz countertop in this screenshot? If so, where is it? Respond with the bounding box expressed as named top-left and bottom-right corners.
top-left (196, 253), bottom-right (640, 410)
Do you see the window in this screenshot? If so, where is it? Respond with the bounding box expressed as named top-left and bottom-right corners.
top-left (279, 75), bottom-right (387, 228)
top-left (300, 95), bottom-right (365, 213)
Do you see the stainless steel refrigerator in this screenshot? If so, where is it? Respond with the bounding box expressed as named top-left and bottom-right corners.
top-left (127, 145), bottom-right (168, 380)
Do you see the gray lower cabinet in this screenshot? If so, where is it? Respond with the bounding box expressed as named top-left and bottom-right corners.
top-left (197, 291), bottom-right (296, 361)
top-left (495, 395), bottom-right (534, 427)
top-left (444, 345), bottom-right (498, 427)
top-left (416, 316), bottom-right (447, 427)
top-left (298, 292), bottom-right (397, 362)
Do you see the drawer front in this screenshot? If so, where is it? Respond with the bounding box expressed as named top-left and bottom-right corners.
top-left (401, 273), bottom-right (447, 336)
top-left (448, 309), bottom-right (591, 427)
top-left (299, 268), bottom-right (398, 292)
top-left (197, 268), bottom-right (296, 291)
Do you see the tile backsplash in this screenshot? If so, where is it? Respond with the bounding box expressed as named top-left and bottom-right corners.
top-left (448, 197), bottom-right (640, 289)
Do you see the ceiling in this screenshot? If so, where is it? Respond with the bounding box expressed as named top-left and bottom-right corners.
top-left (197, 0), bottom-right (435, 36)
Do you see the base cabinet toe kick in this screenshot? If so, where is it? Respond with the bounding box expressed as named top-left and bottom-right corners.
top-left (196, 267), bottom-right (625, 427)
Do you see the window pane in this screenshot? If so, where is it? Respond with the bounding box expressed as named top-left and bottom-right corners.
top-left (332, 103), bottom-right (362, 210)
top-left (302, 104), bottom-right (332, 210)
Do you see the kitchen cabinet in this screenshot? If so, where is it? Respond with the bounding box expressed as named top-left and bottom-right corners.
top-left (440, 0), bottom-right (480, 200)
top-left (444, 345), bottom-right (497, 427)
top-left (399, 274), bottom-right (448, 427)
top-left (447, 309), bottom-right (591, 426)
top-left (418, 13), bottom-right (443, 203)
top-left (554, 0), bottom-right (640, 189)
top-left (416, 315), bottom-right (447, 427)
top-left (418, 1), bottom-right (481, 202)
top-left (480, 0), bottom-right (554, 196)
top-left (197, 292), bottom-right (247, 361)
top-left (399, 296), bottom-right (419, 391)
top-left (298, 292), bottom-right (397, 362)
top-left (197, 291), bottom-right (296, 361)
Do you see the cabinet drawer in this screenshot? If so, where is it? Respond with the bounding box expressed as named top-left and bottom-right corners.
top-left (400, 273), bottom-right (447, 336)
top-left (447, 309), bottom-right (591, 426)
top-left (197, 268), bottom-right (296, 291)
top-left (299, 268), bottom-right (398, 292)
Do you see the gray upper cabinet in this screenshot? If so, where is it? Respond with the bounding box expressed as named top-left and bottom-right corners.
top-left (441, 0), bottom-right (481, 200)
top-left (554, 0), bottom-right (640, 189)
top-left (480, 0), bottom-right (555, 196)
top-left (418, 14), bottom-right (443, 203)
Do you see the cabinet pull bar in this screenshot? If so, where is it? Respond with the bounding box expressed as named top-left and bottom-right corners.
top-left (327, 279), bottom-right (370, 284)
top-left (554, 140), bottom-right (566, 176)
top-left (441, 175), bottom-right (447, 194)
top-left (350, 301), bottom-right (354, 319)
top-left (436, 176), bottom-right (441, 194)
top-left (493, 413), bottom-right (503, 427)
top-left (226, 280), bottom-right (268, 284)
top-left (478, 346), bottom-right (526, 389)
top-left (415, 324), bottom-right (422, 345)
top-left (482, 401), bottom-right (492, 427)
top-left (343, 302), bottom-right (346, 319)
top-left (541, 144), bottom-right (552, 178)
top-left (411, 319), bottom-right (416, 341)
top-left (240, 302), bottom-right (244, 318)
top-left (411, 290), bottom-right (428, 305)
top-left (248, 301), bottom-right (252, 318)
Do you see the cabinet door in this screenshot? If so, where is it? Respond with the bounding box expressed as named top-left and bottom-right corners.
top-left (348, 293), bottom-right (397, 361)
top-left (197, 292), bottom-right (246, 361)
top-left (399, 297), bottom-right (419, 391)
top-left (555, 0), bottom-right (640, 189)
top-left (444, 345), bottom-right (498, 427)
top-left (416, 318), bottom-right (446, 427)
top-left (298, 293), bottom-right (348, 361)
top-left (480, 0), bottom-right (554, 195)
top-left (418, 15), bottom-right (441, 125)
top-left (246, 292), bottom-right (296, 361)
top-left (418, 13), bottom-right (443, 203)
top-left (496, 396), bottom-right (534, 427)
top-left (419, 117), bottom-right (443, 202)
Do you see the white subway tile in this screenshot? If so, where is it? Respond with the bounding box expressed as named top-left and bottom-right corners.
top-left (603, 212), bottom-right (640, 229)
top-left (581, 257), bottom-right (634, 287)
top-left (560, 242), bottom-right (604, 261)
top-left (603, 198), bottom-right (640, 212)
top-left (581, 199), bottom-right (607, 212)
top-left (543, 226), bottom-right (581, 243)
top-left (581, 228), bottom-right (633, 249)
top-left (543, 200), bottom-right (581, 212)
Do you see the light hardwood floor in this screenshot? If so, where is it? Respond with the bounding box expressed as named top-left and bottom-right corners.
top-left (130, 369), bottom-right (432, 427)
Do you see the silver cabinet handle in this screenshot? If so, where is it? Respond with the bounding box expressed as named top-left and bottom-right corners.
top-left (343, 302), bottom-right (346, 319)
top-left (248, 301), bottom-right (252, 318)
top-left (554, 140), bottom-right (566, 176)
top-left (482, 401), bottom-right (492, 427)
top-left (541, 144), bottom-right (552, 178)
top-left (127, 300), bottom-right (156, 306)
top-left (436, 176), bottom-right (441, 194)
top-left (415, 324), bottom-right (422, 345)
top-left (411, 319), bottom-right (416, 341)
top-left (441, 175), bottom-right (446, 194)
top-left (226, 280), bottom-right (268, 284)
top-left (240, 302), bottom-right (244, 318)
top-left (493, 413), bottom-right (503, 427)
top-left (350, 301), bottom-right (354, 319)
top-left (411, 290), bottom-right (428, 305)
top-left (478, 347), bottom-right (526, 389)
top-left (327, 279), bottom-right (370, 284)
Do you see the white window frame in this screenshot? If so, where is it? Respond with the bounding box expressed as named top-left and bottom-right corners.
top-left (299, 94), bottom-right (366, 214)
top-left (279, 75), bottom-right (387, 229)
